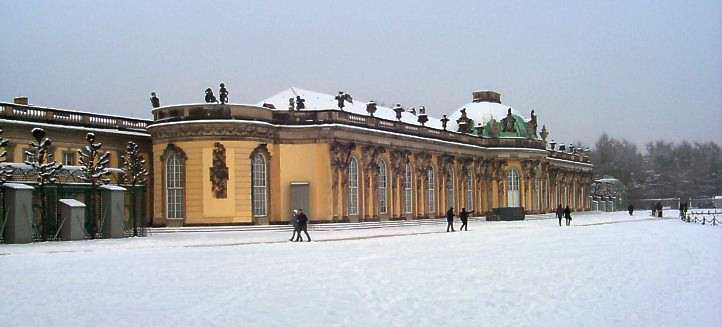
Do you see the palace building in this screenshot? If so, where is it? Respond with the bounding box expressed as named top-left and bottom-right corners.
top-left (0, 89), bottom-right (593, 226)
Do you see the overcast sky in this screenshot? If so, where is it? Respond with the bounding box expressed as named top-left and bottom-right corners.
top-left (1, 0), bottom-right (720, 148)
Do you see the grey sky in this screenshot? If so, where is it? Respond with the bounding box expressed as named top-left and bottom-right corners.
top-left (1, 0), bottom-right (720, 148)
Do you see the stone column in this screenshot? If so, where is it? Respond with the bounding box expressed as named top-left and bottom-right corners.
top-left (3, 183), bottom-right (34, 244)
top-left (100, 185), bottom-right (126, 239)
top-left (59, 199), bottom-right (86, 241)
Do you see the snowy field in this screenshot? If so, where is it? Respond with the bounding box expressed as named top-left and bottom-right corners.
top-left (1, 211), bottom-right (721, 326)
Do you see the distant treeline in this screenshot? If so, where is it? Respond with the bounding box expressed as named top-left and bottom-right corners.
top-left (590, 133), bottom-right (722, 201)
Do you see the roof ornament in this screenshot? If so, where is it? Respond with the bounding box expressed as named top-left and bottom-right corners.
top-left (540, 125), bottom-right (549, 143)
top-left (288, 97), bottom-right (295, 111)
top-left (500, 108), bottom-right (517, 133)
top-left (366, 101), bottom-right (377, 117)
top-left (219, 83), bottom-right (229, 104)
top-left (441, 114), bottom-right (449, 130)
top-left (417, 106), bottom-right (428, 126)
top-left (150, 92), bottom-right (160, 108)
top-left (295, 96), bottom-right (305, 111)
top-left (393, 104), bottom-right (404, 121)
top-left (204, 88), bottom-right (218, 103)
top-left (335, 91), bottom-right (353, 111)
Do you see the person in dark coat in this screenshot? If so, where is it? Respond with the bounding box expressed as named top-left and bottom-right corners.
top-left (656, 202), bottom-right (663, 218)
top-left (295, 208), bottom-right (311, 242)
top-left (556, 204), bottom-right (564, 226)
top-left (628, 204), bottom-right (634, 216)
top-left (459, 208), bottom-right (474, 231)
top-left (446, 207), bottom-right (455, 232)
top-left (289, 209), bottom-right (299, 241)
top-left (564, 205), bottom-right (572, 226)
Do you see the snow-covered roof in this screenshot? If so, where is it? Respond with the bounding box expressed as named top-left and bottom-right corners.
top-left (447, 101), bottom-right (527, 131)
top-left (257, 87), bottom-right (444, 129)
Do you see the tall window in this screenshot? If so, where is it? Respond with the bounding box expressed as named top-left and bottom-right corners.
top-left (377, 161), bottom-right (387, 214)
top-left (404, 163), bottom-right (413, 213)
top-left (466, 174), bottom-right (473, 210)
top-left (426, 168), bottom-right (435, 213)
top-left (252, 154), bottom-right (267, 216)
top-left (166, 151), bottom-right (185, 219)
top-left (348, 158), bottom-right (359, 215)
top-left (446, 168), bottom-right (455, 209)
top-left (63, 151), bottom-right (76, 166)
top-left (507, 169), bottom-right (520, 207)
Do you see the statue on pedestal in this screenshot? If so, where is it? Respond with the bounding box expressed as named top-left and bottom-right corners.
top-left (366, 101), bottom-right (377, 117)
top-left (295, 96), bottom-right (305, 110)
top-left (335, 91), bottom-right (353, 110)
top-left (219, 83), bottom-right (229, 104)
top-left (150, 92), bottom-right (160, 108)
top-left (501, 108), bottom-right (516, 132)
top-left (205, 88), bottom-right (218, 103)
top-left (393, 104), bottom-right (404, 121)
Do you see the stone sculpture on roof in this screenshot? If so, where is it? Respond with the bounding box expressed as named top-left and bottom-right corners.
top-left (501, 108), bottom-right (516, 132)
top-left (150, 92), bottom-right (160, 108)
top-left (219, 83), bottom-right (229, 104)
top-left (295, 96), bottom-right (305, 110)
top-left (205, 88), bottom-right (218, 103)
top-left (335, 91), bottom-right (353, 110)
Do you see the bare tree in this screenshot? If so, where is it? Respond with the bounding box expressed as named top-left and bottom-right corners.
top-left (25, 128), bottom-right (63, 241)
top-left (78, 132), bottom-right (110, 238)
top-left (121, 141), bottom-right (148, 236)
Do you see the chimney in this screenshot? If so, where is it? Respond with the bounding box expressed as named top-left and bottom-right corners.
top-left (472, 91), bottom-right (501, 104)
top-left (13, 96), bottom-right (29, 105)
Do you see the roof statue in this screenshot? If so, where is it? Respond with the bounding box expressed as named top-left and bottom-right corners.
top-left (441, 114), bottom-right (449, 130)
top-left (288, 97), bottom-right (295, 111)
top-left (540, 125), bottom-right (549, 142)
top-left (501, 108), bottom-right (517, 132)
top-left (295, 96), bottom-right (305, 110)
top-left (417, 106), bottom-right (428, 126)
top-left (219, 83), bottom-right (229, 104)
top-left (150, 92), bottom-right (160, 108)
top-left (205, 88), bottom-right (218, 103)
top-left (393, 104), bottom-right (404, 121)
top-left (335, 91), bottom-right (352, 110)
top-left (527, 109), bottom-right (538, 138)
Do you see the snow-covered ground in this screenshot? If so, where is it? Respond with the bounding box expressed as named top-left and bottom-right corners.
top-left (1, 211), bottom-right (720, 326)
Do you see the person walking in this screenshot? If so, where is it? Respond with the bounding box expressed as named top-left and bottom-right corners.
top-left (628, 204), bottom-right (634, 216)
top-left (564, 205), bottom-right (572, 226)
top-left (459, 208), bottom-right (474, 231)
top-left (556, 204), bottom-right (564, 226)
top-left (289, 209), bottom-right (299, 241)
top-left (656, 202), bottom-right (663, 218)
top-left (446, 207), bottom-right (455, 232)
top-left (295, 208), bottom-right (311, 242)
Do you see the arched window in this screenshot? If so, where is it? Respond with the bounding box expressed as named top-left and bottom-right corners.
top-left (404, 163), bottom-right (413, 214)
top-left (446, 167), bottom-right (455, 209)
top-left (377, 161), bottom-right (387, 214)
top-left (165, 149), bottom-right (185, 220)
top-left (466, 174), bottom-right (473, 210)
top-left (507, 169), bottom-right (520, 207)
top-left (427, 168), bottom-right (435, 213)
top-left (348, 158), bottom-right (359, 215)
top-left (252, 154), bottom-right (267, 217)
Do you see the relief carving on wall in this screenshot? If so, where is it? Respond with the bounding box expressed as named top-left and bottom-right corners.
top-left (210, 142), bottom-right (229, 198)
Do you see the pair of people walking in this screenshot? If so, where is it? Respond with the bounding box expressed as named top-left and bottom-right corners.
top-left (556, 204), bottom-right (572, 226)
top-left (289, 209), bottom-right (311, 242)
top-left (446, 207), bottom-right (473, 232)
